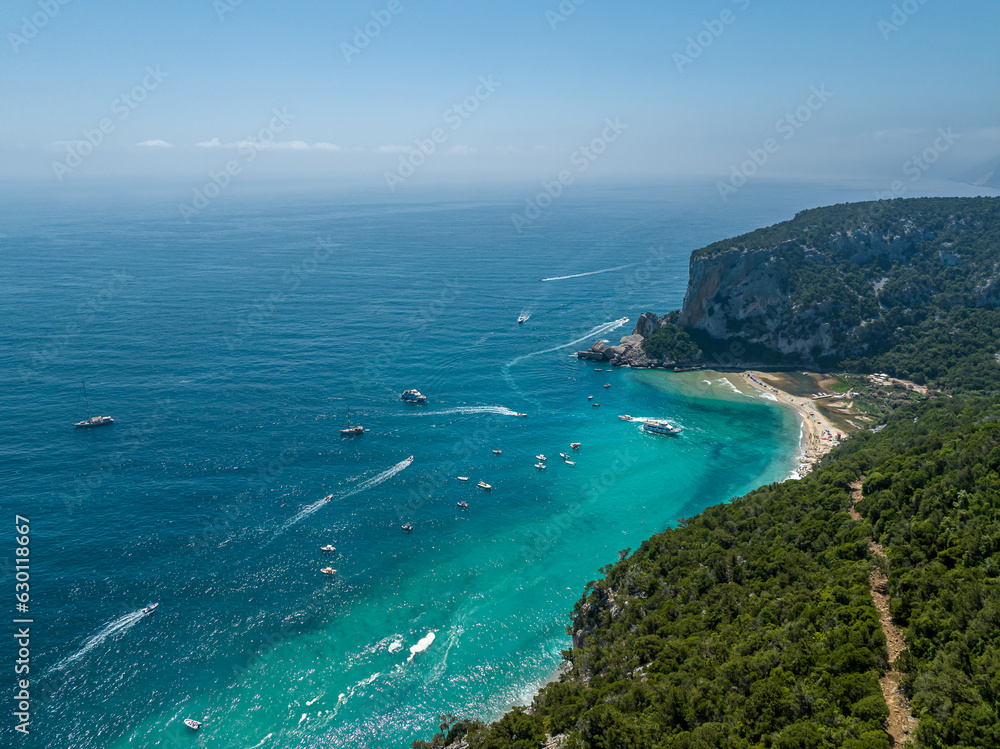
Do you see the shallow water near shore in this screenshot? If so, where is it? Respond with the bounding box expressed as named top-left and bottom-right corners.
top-left (1, 180), bottom-right (885, 747)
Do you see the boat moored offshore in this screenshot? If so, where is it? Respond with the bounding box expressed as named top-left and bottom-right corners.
top-left (401, 389), bottom-right (427, 403)
top-left (642, 419), bottom-right (683, 436)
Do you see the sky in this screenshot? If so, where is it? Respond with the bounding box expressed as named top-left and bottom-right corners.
top-left (2, 0), bottom-right (999, 190)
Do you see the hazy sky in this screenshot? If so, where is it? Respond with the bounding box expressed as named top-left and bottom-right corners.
top-left (2, 0), bottom-right (998, 188)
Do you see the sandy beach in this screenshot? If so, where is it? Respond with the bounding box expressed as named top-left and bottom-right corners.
top-left (737, 371), bottom-right (845, 476)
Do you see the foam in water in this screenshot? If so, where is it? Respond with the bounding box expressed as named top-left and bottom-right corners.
top-left (246, 733), bottom-right (273, 749)
top-left (281, 456), bottom-right (414, 530)
top-left (505, 317), bottom-right (629, 369)
top-left (407, 631), bottom-right (436, 662)
top-left (540, 264), bottom-right (636, 282)
top-left (415, 406), bottom-right (519, 417)
top-left (48, 609), bottom-right (150, 674)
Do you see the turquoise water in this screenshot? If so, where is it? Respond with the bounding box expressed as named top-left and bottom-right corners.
top-left (1, 180), bottom-right (869, 747)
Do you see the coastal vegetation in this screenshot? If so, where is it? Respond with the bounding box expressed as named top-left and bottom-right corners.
top-left (417, 197), bottom-right (1000, 749)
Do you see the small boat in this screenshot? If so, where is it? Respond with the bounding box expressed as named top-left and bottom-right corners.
top-left (517, 316), bottom-right (527, 324)
top-left (618, 415), bottom-right (632, 421)
top-left (321, 567), bottom-right (337, 576)
top-left (477, 481), bottom-right (492, 491)
top-left (401, 389), bottom-right (427, 403)
top-left (457, 501), bottom-right (469, 508)
top-left (457, 476), bottom-right (469, 481)
top-left (340, 406), bottom-right (365, 436)
top-left (402, 523), bottom-right (413, 532)
top-left (534, 462), bottom-right (547, 470)
top-left (492, 448), bottom-right (502, 455)
top-left (142, 603), bottom-right (158, 615)
top-left (74, 380), bottom-right (114, 428)
top-left (604, 383), bottom-right (610, 388)
top-left (322, 494), bottom-right (333, 502)
top-left (183, 719), bottom-right (202, 731)
top-left (320, 544), bottom-right (336, 552)
top-left (536, 454), bottom-right (546, 461)
top-left (570, 442), bottom-right (581, 449)
top-left (559, 452), bottom-right (570, 460)
top-left (516, 413), bottom-right (527, 418)
top-left (592, 403), bottom-right (600, 407)
top-left (565, 460), bottom-right (575, 465)
top-left (588, 395), bottom-right (594, 400)
top-left (642, 419), bottom-right (683, 436)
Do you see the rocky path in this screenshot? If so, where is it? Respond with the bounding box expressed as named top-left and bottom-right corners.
top-left (850, 480), bottom-right (916, 746)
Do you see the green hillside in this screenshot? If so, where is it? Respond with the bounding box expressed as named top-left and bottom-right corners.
top-left (416, 198), bottom-right (1000, 749)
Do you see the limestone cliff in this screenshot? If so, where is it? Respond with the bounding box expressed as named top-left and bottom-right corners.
top-left (675, 197), bottom-right (1000, 364)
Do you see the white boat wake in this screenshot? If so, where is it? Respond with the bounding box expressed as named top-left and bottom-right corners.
top-left (48, 608), bottom-right (149, 673)
top-left (407, 631), bottom-right (436, 662)
top-left (505, 317), bottom-right (630, 369)
top-left (416, 406), bottom-right (520, 417)
top-left (540, 264), bottom-right (636, 282)
top-left (517, 307), bottom-right (532, 322)
top-left (282, 456), bottom-right (414, 530)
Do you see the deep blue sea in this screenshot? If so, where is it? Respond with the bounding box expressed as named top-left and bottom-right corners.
top-left (0, 178), bottom-right (931, 748)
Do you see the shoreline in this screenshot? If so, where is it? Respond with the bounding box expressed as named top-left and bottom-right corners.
top-left (732, 370), bottom-right (844, 476)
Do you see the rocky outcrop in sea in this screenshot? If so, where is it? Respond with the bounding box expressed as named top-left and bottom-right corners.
top-left (577, 312), bottom-right (687, 369)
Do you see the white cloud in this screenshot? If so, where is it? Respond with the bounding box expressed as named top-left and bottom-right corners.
top-left (196, 138), bottom-right (342, 151)
top-left (869, 128), bottom-right (924, 141)
top-left (136, 139), bottom-right (173, 148)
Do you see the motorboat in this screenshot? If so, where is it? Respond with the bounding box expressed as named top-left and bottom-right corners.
top-left (340, 406), bottom-right (365, 436)
top-left (142, 603), bottom-right (158, 615)
top-left (535, 454), bottom-right (546, 461)
top-left (322, 494), bottom-right (333, 502)
top-left (534, 462), bottom-right (546, 470)
top-left (321, 567), bottom-right (337, 576)
top-left (592, 403), bottom-right (600, 407)
top-left (604, 383), bottom-right (610, 388)
top-left (618, 415), bottom-right (632, 421)
top-left (492, 448), bottom-right (502, 454)
top-left (457, 501), bottom-right (469, 508)
top-left (183, 719), bottom-right (202, 731)
top-left (559, 452), bottom-right (570, 460)
top-left (457, 476), bottom-right (469, 481)
top-left (642, 419), bottom-right (683, 436)
top-left (588, 395), bottom-right (594, 400)
top-left (321, 545), bottom-right (336, 552)
top-left (402, 523), bottom-right (413, 532)
top-left (517, 316), bottom-right (527, 324)
top-left (74, 380), bottom-right (114, 428)
top-left (565, 460), bottom-right (576, 465)
top-left (477, 481), bottom-right (492, 491)
top-left (516, 413), bottom-right (527, 417)
top-left (570, 442), bottom-right (581, 449)
top-left (400, 389), bottom-right (427, 403)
